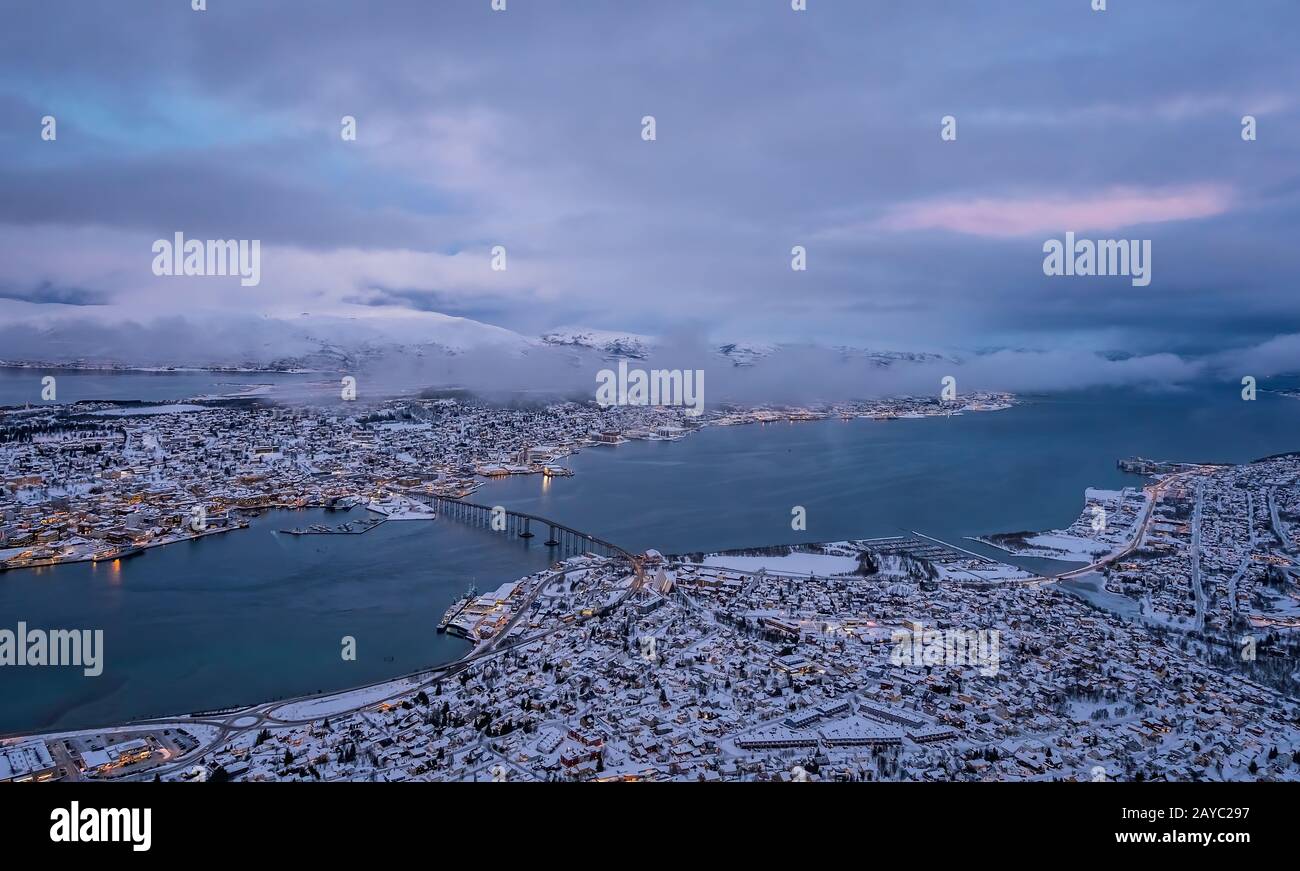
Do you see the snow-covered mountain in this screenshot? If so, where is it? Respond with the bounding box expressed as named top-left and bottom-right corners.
top-left (0, 309), bottom-right (535, 372)
top-left (715, 341), bottom-right (776, 367)
top-left (541, 329), bottom-right (780, 367)
top-left (539, 328), bottom-right (654, 360)
top-left (537, 329), bottom-right (940, 369)
top-left (0, 307), bottom-right (952, 377)
top-left (832, 346), bottom-right (955, 367)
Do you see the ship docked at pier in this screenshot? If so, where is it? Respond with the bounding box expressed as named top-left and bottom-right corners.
top-left (437, 584), bottom-right (478, 634)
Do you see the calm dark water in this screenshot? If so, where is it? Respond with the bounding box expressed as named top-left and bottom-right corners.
top-left (483, 384), bottom-right (1300, 555)
top-left (3, 381), bottom-right (1300, 733)
top-left (0, 509), bottom-right (555, 733)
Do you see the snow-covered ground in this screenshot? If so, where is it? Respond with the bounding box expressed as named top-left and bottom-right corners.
top-left (0, 721), bottom-right (222, 748)
top-left (189, 383), bottom-right (275, 400)
top-left (91, 404), bottom-right (207, 416)
top-left (935, 560), bottom-right (1037, 583)
top-left (269, 677), bottom-right (423, 721)
top-left (697, 552), bottom-right (862, 576)
top-left (975, 487), bottom-right (1146, 563)
top-left (1004, 532), bottom-right (1110, 562)
top-left (366, 495), bottom-right (437, 520)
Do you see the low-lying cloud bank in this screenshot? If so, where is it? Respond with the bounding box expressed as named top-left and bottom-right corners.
top-left (0, 313), bottom-right (1292, 406)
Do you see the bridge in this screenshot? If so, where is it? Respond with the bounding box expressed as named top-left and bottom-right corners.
top-left (427, 494), bottom-right (633, 560)
top-left (428, 495), bottom-right (648, 616)
top-left (0, 494), bottom-right (651, 756)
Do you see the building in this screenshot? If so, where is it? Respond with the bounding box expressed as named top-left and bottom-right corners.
top-left (0, 740), bottom-right (58, 782)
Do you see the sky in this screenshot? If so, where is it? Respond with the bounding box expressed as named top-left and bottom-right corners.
top-left (2, 0), bottom-right (1299, 379)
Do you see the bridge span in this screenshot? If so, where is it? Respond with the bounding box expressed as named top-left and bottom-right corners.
top-left (427, 494), bottom-right (635, 561)
top-left (428, 495), bottom-right (648, 614)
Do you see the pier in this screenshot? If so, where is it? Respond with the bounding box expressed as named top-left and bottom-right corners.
top-left (281, 518), bottom-right (387, 536)
top-left (436, 592), bottom-right (474, 634)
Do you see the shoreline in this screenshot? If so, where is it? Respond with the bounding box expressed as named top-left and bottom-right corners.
top-left (3, 397), bottom-right (1286, 746)
top-left (0, 395), bottom-right (1015, 573)
top-left (1, 447), bottom-right (1293, 764)
top-left (0, 361), bottom-right (322, 375)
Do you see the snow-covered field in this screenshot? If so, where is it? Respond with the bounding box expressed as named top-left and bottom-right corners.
top-left (1007, 532), bottom-right (1110, 562)
top-left (366, 496), bottom-right (437, 520)
top-left (91, 404), bottom-right (207, 416)
top-left (697, 552), bottom-right (862, 576)
top-left (269, 677), bottom-right (422, 721)
top-left (976, 486), bottom-right (1146, 563)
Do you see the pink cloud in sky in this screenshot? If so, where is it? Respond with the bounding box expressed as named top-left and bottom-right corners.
top-left (874, 184), bottom-right (1234, 238)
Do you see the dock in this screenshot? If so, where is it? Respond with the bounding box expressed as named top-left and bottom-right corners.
top-left (437, 591), bottom-right (476, 633)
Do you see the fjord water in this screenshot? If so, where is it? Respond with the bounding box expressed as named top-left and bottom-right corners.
top-left (4, 382), bottom-right (1300, 733)
top-left (487, 384), bottom-right (1300, 554)
top-left (1, 510), bottom-right (557, 733)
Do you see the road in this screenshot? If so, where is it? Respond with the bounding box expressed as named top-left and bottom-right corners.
top-left (1226, 491), bottom-right (1255, 617)
top-left (1190, 482), bottom-right (1206, 630)
top-left (1055, 467), bottom-right (1203, 582)
top-left (1268, 487), bottom-right (1295, 554)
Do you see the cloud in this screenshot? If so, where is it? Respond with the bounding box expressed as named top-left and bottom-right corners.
top-left (869, 185), bottom-right (1235, 238)
top-left (966, 93), bottom-right (1295, 128)
top-left (0, 281), bottom-right (107, 306)
top-left (1, 0), bottom-right (1299, 358)
top-left (2, 310), bottom-right (1277, 406)
top-left (1214, 333), bottom-right (1300, 378)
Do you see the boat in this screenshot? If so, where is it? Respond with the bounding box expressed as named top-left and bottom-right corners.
top-left (90, 545), bottom-right (145, 563)
top-left (436, 583), bottom-right (478, 633)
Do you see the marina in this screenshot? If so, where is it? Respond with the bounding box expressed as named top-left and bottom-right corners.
top-left (281, 518), bottom-right (388, 536)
